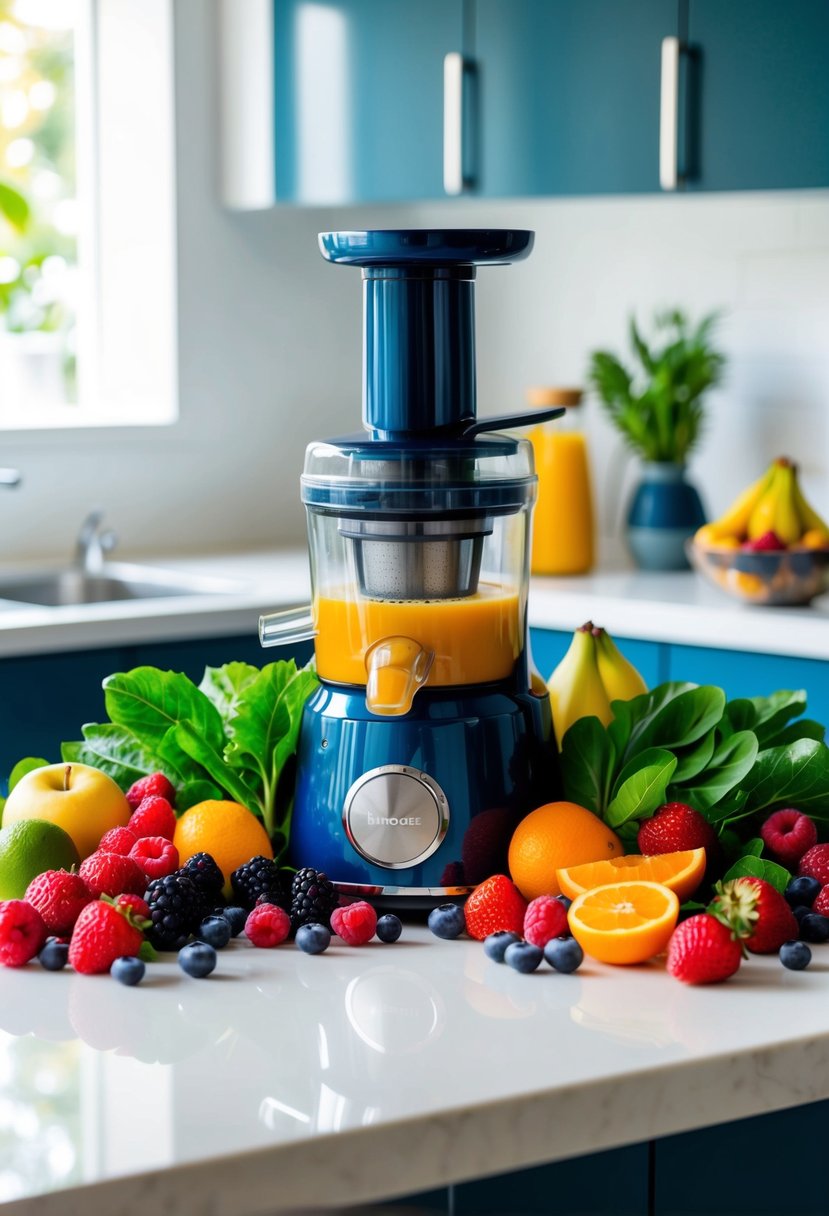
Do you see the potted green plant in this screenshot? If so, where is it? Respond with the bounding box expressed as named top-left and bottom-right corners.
top-left (588, 310), bottom-right (726, 570)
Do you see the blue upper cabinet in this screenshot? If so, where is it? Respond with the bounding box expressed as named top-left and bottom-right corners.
top-left (683, 0), bottom-right (829, 191)
top-left (474, 0), bottom-right (678, 197)
top-left (272, 0), bottom-right (463, 203)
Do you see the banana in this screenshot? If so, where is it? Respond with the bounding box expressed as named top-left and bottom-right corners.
top-left (547, 624), bottom-right (612, 748)
top-left (747, 462), bottom-right (785, 540)
top-left (594, 627), bottom-right (648, 703)
top-left (711, 464), bottom-right (777, 539)
top-left (792, 474), bottom-right (829, 535)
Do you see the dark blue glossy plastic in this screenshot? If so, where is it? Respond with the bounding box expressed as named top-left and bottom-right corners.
top-left (289, 677), bottom-right (559, 891)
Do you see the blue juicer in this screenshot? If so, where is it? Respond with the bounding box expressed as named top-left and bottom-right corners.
top-left (260, 230), bottom-right (562, 903)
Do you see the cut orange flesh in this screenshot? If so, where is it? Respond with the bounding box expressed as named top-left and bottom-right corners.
top-left (567, 881), bottom-right (680, 965)
top-left (557, 848), bottom-right (706, 903)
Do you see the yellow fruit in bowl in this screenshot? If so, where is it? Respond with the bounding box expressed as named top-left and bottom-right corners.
top-left (508, 800), bottom-right (622, 901)
top-left (0, 818), bottom-right (80, 899)
top-left (801, 528), bottom-right (829, 550)
top-left (1, 763), bottom-right (131, 859)
top-left (173, 800), bottom-right (273, 895)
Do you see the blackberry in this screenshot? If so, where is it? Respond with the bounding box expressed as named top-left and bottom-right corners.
top-left (290, 867), bottom-right (338, 931)
top-left (181, 852), bottom-right (225, 899)
top-left (231, 856), bottom-right (292, 911)
top-left (145, 873), bottom-right (202, 951)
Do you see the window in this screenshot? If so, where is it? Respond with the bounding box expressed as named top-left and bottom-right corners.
top-left (0, 0), bottom-right (176, 430)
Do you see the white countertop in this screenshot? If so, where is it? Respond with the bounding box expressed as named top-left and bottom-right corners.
top-left (2, 924), bottom-right (828, 1215)
top-left (0, 549), bottom-right (827, 662)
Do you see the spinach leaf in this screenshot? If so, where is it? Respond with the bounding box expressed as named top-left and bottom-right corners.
top-left (737, 738), bottom-right (829, 820)
top-left (560, 716), bottom-right (616, 816)
top-left (61, 725), bottom-right (163, 788)
top-left (104, 667), bottom-right (225, 756)
top-left (177, 779), bottom-right (224, 811)
top-left (605, 750), bottom-right (677, 829)
top-left (200, 662), bottom-right (262, 726)
top-left (674, 730), bottom-right (759, 812)
top-left (749, 689), bottom-right (808, 748)
top-left (723, 699), bottom-right (757, 734)
top-left (632, 685), bottom-right (725, 757)
top-left (608, 682), bottom-right (696, 759)
top-left (670, 729), bottom-right (716, 783)
top-left (721, 855), bottom-right (791, 893)
top-left (172, 720), bottom-right (258, 809)
top-left (771, 718), bottom-right (826, 747)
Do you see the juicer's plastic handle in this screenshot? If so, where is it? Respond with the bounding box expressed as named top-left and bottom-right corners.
top-left (463, 407), bottom-right (565, 436)
top-left (259, 605), bottom-right (316, 648)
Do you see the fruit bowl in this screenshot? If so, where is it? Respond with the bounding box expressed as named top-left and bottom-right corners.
top-left (687, 540), bottom-right (829, 606)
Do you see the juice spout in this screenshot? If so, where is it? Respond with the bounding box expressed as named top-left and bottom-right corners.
top-left (365, 636), bottom-right (434, 716)
top-left (259, 605), bottom-right (316, 648)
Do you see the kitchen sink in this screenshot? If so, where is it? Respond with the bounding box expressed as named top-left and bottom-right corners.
top-left (0, 562), bottom-right (244, 607)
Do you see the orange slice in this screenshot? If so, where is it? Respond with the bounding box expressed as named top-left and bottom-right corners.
top-left (557, 848), bottom-right (706, 903)
top-left (567, 881), bottom-right (680, 965)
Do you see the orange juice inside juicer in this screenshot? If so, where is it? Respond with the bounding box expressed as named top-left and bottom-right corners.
top-left (259, 230), bottom-right (563, 903)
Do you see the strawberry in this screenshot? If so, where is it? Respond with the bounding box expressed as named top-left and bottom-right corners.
top-left (98, 826), bottom-right (138, 856)
top-left (126, 772), bottom-right (177, 811)
top-left (760, 808), bottom-right (818, 869)
top-left (79, 851), bottom-right (147, 899)
top-left (637, 802), bottom-right (717, 856)
top-left (129, 836), bottom-right (179, 879)
top-left (24, 870), bottom-right (92, 935)
top-left (666, 913), bottom-right (743, 984)
top-left (0, 900), bottom-right (47, 967)
top-left (464, 874), bottom-right (528, 942)
top-left (127, 795), bottom-right (177, 842)
top-left (710, 877), bottom-right (798, 955)
top-left (798, 843), bottom-right (829, 886)
top-left (523, 894), bottom-right (568, 947)
top-left (69, 900), bottom-right (145, 975)
top-left (813, 885), bottom-right (829, 917)
top-left (115, 893), bottom-right (151, 921)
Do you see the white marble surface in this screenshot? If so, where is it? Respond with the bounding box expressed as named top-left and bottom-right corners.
top-left (0, 548), bottom-right (827, 663)
top-left (1, 924), bottom-right (828, 1215)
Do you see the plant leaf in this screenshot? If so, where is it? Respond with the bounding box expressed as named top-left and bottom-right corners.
top-left (8, 757), bottom-right (50, 791)
top-left (0, 180), bottom-right (30, 232)
top-left (748, 689), bottom-right (808, 748)
top-left (632, 685), bottom-right (726, 757)
top-left (675, 730), bottom-right (759, 813)
top-left (670, 729), bottom-right (716, 783)
top-left (560, 715), bottom-right (616, 816)
top-left (605, 750), bottom-right (678, 829)
top-left (199, 662), bottom-right (262, 725)
top-left (177, 779), bottom-right (223, 812)
top-left (737, 738), bottom-right (829, 820)
top-left (772, 718), bottom-right (826, 746)
top-left (172, 721), bottom-right (261, 813)
top-left (723, 699), bottom-right (757, 734)
top-left (721, 856), bottom-right (791, 894)
top-left (104, 667), bottom-right (225, 754)
top-left (61, 725), bottom-right (164, 788)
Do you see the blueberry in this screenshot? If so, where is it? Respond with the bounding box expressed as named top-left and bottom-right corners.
top-left (504, 941), bottom-right (544, 974)
top-left (780, 940), bottom-right (812, 971)
top-left (178, 941), bottom-right (217, 978)
top-left (483, 930), bottom-right (521, 963)
top-left (427, 903), bottom-right (466, 940)
top-left (793, 904), bottom-right (812, 927)
top-left (110, 955), bottom-right (146, 985)
top-left (556, 895), bottom-right (573, 912)
top-left (375, 914), bottom-right (403, 944)
top-left (784, 876), bottom-right (821, 908)
top-left (198, 915), bottom-right (232, 950)
top-left (544, 936), bottom-right (584, 974)
top-left (295, 923), bottom-right (331, 955)
top-left (38, 940), bottom-right (68, 971)
top-left (217, 906), bottom-right (248, 938)
top-left (799, 913), bottom-right (829, 944)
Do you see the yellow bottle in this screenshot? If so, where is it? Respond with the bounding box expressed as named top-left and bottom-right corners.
top-left (527, 386), bottom-right (595, 575)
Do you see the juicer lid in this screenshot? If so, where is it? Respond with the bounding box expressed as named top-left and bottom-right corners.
top-left (318, 229), bottom-right (534, 267)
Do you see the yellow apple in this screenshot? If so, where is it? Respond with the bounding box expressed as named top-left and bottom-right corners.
top-left (2, 762), bottom-right (131, 860)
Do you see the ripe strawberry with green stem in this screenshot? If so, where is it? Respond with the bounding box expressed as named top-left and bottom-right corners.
top-left (464, 874), bottom-right (527, 941)
top-left (637, 802), bottom-right (717, 856)
top-left (666, 913), bottom-right (743, 985)
top-left (709, 876), bottom-right (798, 955)
top-left (69, 899), bottom-right (146, 975)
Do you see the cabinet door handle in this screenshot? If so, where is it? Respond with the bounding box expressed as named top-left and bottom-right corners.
top-left (659, 35), bottom-right (681, 191)
top-left (443, 52), bottom-right (476, 195)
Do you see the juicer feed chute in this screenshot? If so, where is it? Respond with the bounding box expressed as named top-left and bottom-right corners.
top-left (259, 230), bottom-right (563, 901)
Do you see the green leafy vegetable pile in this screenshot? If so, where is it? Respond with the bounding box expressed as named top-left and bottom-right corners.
top-left (62, 660), bottom-right (318, 858)
top-left (561, 683), bottom-right (829, 891)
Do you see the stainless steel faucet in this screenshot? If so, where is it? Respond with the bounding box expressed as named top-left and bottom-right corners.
top-left (0, 468), bottom-right (20, 487)
top-left (75, 509), bottom-right (118, 575)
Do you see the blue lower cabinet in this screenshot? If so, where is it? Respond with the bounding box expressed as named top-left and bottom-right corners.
top-left (667, 644), bottom-right (829, 725)
top-left (530, 628), bottom-right (666, 690)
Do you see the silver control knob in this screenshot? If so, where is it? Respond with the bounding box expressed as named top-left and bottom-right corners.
top-left (343, 765), bottom-right (450, 869)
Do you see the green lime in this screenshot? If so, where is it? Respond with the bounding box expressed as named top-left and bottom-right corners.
top-left (0, 818), bottom-right (80, 900)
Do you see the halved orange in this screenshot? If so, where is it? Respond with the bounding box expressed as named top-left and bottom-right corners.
top-left (567, 881), bottom-right (680, 965)
top-left (557, 848), bottom-right (706, 903)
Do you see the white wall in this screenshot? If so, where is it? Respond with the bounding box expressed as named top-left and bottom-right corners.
top-left (3, 0), bottom-right (828, 563)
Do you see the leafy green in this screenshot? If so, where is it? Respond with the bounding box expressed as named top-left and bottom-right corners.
top-left (720, 856), bottom-right (791, 894)
top-left (8, 757), bottom-right (49, 791)
top-left (62, 659), bottom-right (318, 861)
top-left (605, 750), bottom-right (677, 828)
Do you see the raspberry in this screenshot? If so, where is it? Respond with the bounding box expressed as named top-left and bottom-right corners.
top-left (760, 809), bottom-right (818, 868)
top-left (245, 903), bottom-right (291, 947)
top-left (24, 870), bottom-right (92, 935)
top-left (128, 796), bottom-right (177, 842)
top-left (464, 874), bottom-right (528, 942)
top-left (331, 901), bottom-right (377, 946)
top-left (115, 894), bottom-right (151, 922)
top-left (99, 826), bottom-right (138, 856)
top-left (523, 894), bottom-right (569, 948)
top-left (79, 851), bottom-right (147, 899)
top-left (126, 772), bottom-right (177, 811)
top-left (814, 886), bottom-right (829, 917)
top-left (798, 844), bottom-right (829, 886)
top-left (637, 803), bottom-right (717, 856)
top-left (130, 836), bottom-right (179, 879)
top-left (0, 900), bottom-right (47, 967)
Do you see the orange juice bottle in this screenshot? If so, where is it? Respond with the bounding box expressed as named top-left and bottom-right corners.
top-left (527, 386), bottom-right (595, 575)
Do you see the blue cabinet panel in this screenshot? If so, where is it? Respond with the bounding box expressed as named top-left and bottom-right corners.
top-left (530, 628), bottom-right (666, 689)
top-left (475, 0), bottom-right (677, 197)
top-left (274, 0), bottom-right (463, 203)
top-left (667, 644), bottom-right (829, 726)
top-left (687, 0), bottom-right (829, 190)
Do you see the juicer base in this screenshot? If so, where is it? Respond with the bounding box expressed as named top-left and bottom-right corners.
top-left (334, 881), bottom-right (473, 910)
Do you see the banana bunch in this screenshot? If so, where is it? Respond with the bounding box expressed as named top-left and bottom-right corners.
top-left (696, 457), bottom-right (829, 551)
top-left (547, 622), bottom-right (648, 748)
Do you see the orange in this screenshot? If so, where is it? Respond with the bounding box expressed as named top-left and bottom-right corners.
top-left (173, 800), bottom-right (273, 895)
top-left (568, 881), bottom-right (680, 965)
top-left (508, 800), bottom-right (622, 901)
top-left (557, 848), bottom-right (706, 903)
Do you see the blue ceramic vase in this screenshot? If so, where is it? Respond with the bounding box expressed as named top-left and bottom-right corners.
top-left (626, 462), bottom-right (706, 570)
